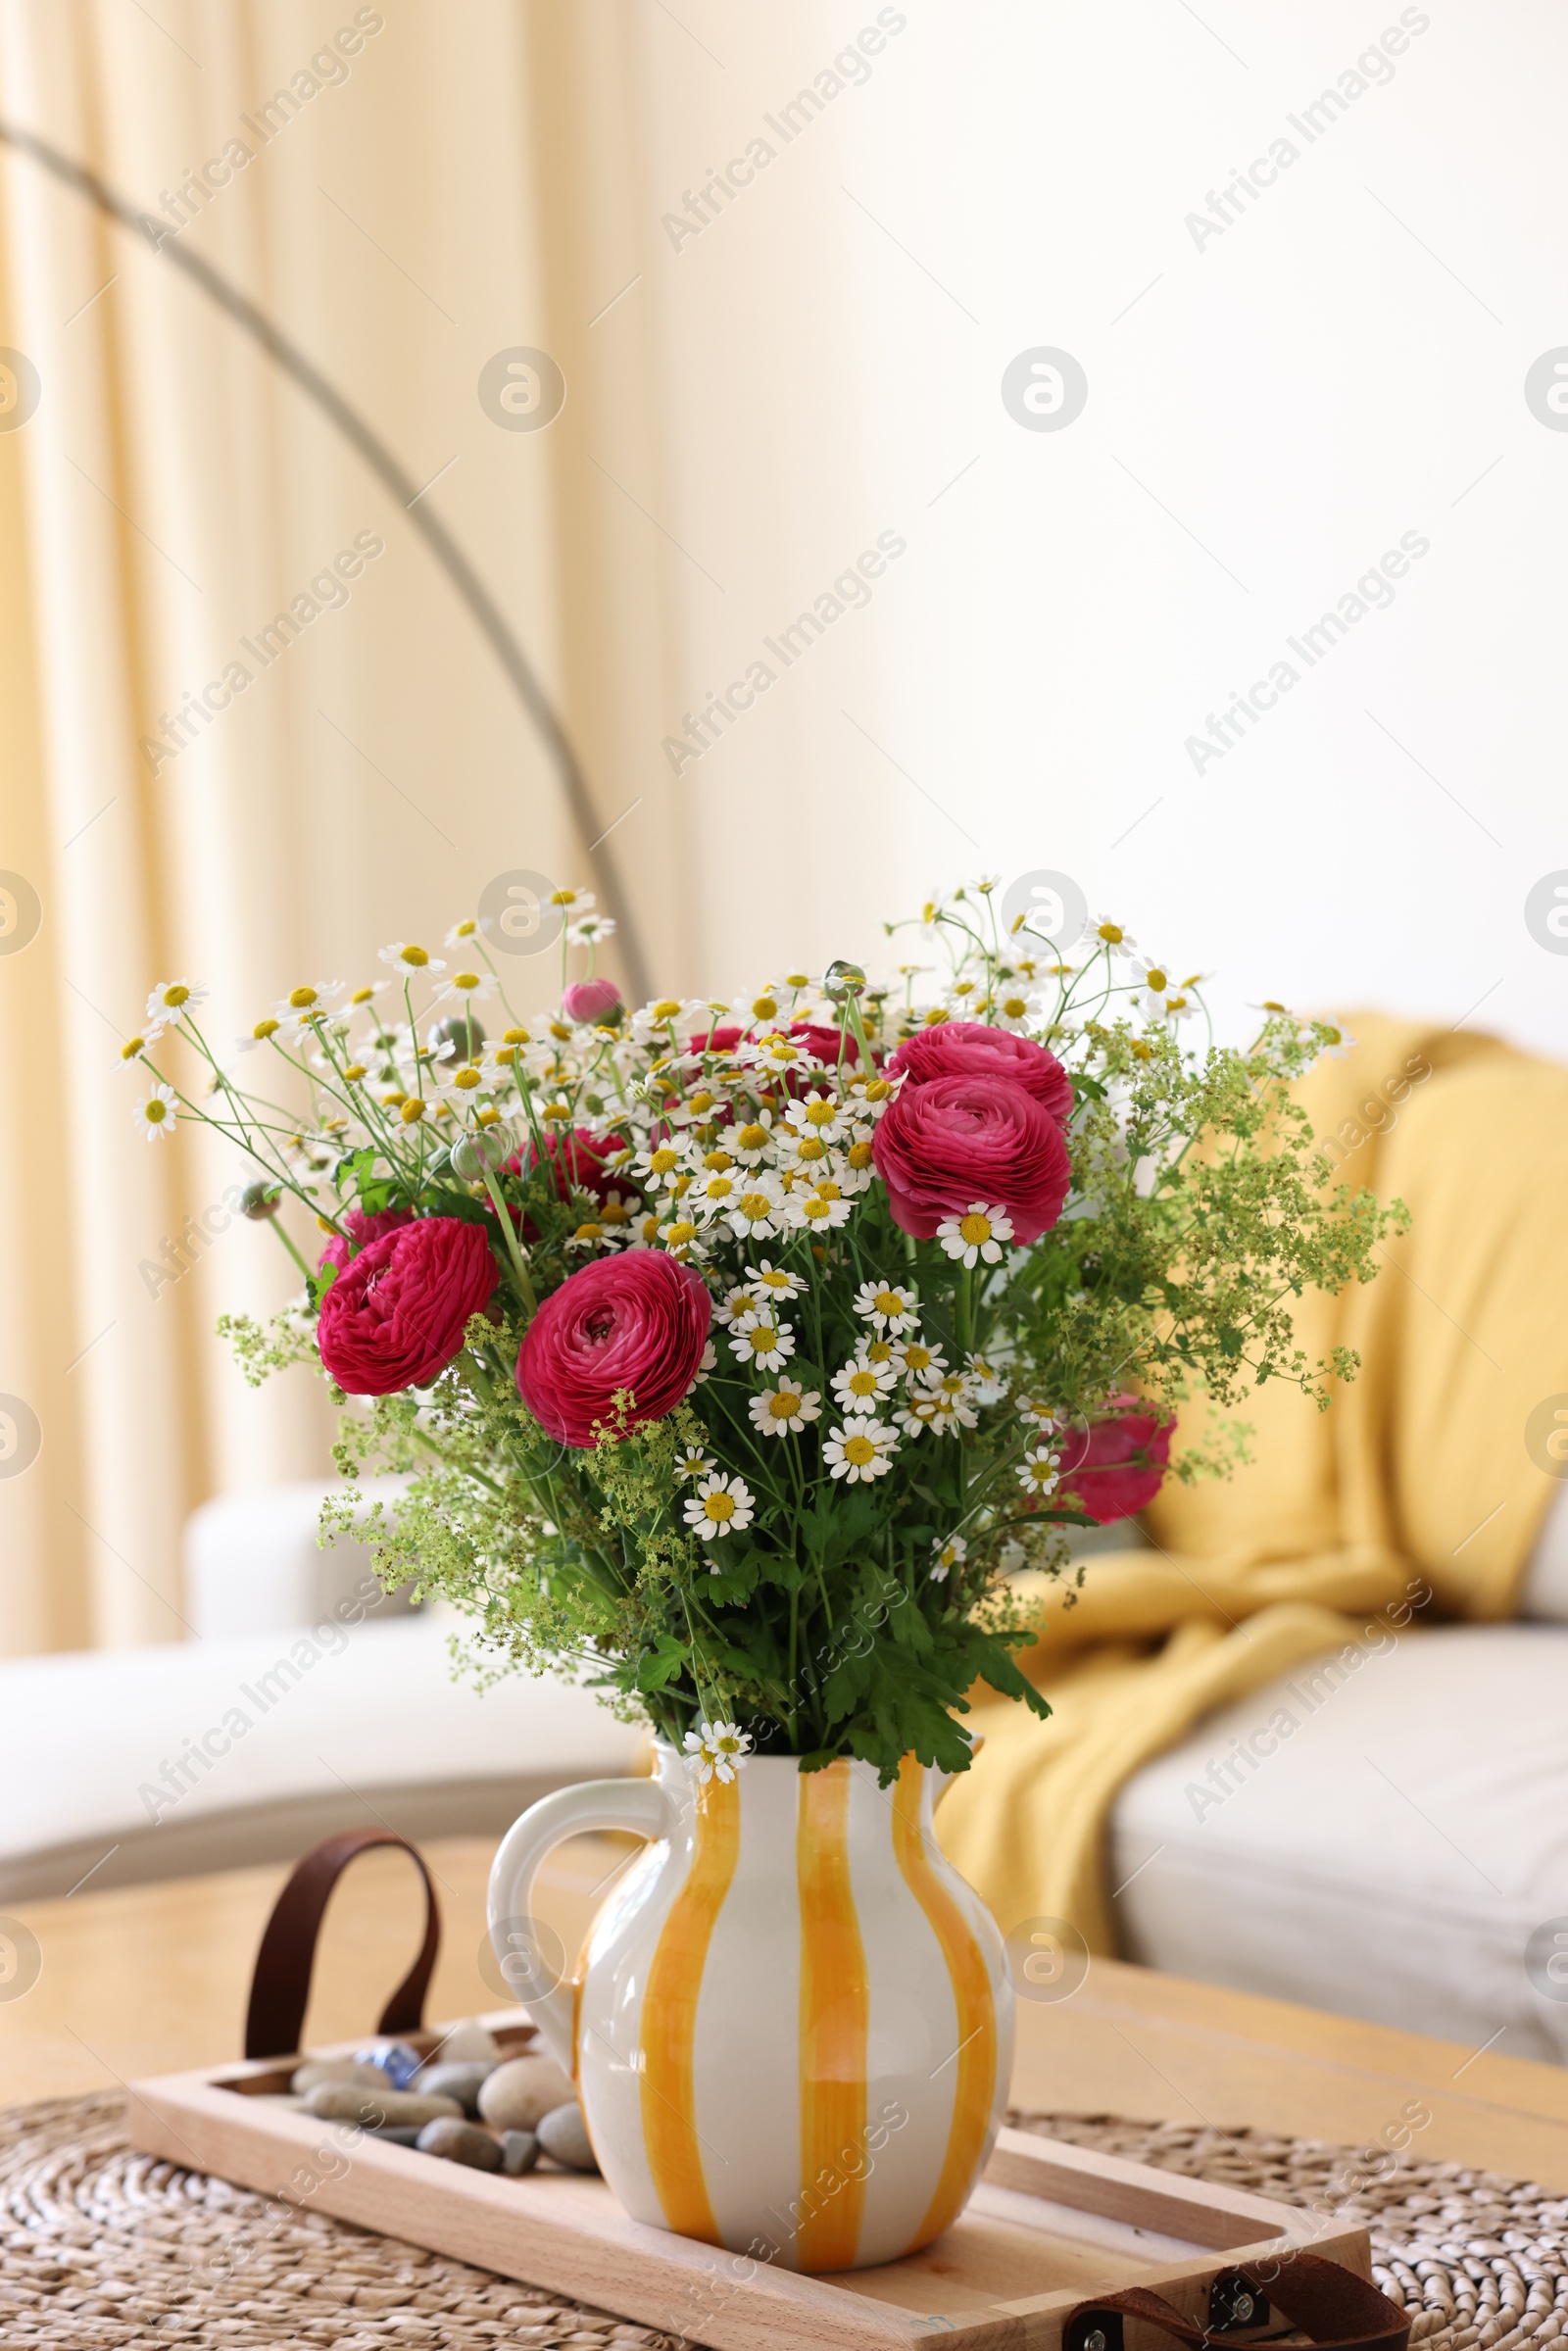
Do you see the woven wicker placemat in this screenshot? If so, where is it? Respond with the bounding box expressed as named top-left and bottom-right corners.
top-left (4, 2091), bottom-right (1567, 2349)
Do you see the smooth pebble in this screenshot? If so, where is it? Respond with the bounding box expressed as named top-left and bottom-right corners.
top-left (410, 2059), bottom-right (496, 2115)
top-left (304, 2082), bottom-right (463, 2128)
top-left (428, 2020), bottom-right (501, 2063)
top-left (290, 2058), bottom-right (388, 2095)
top-left (416, 2116), bottom-right (504, 2171)
top-left (366, 2123), bottom-right (423, 2147)
top-left (537, 2101), bottom-right (598, 2174)
top-left (500, 2130), bottom-right (539, 2176)
top-left (477, 2053), bottom-right (576, 2133)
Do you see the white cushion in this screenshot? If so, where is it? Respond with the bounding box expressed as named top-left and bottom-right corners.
top-left (183, 1477), bottom-right (418, 1636)
top-left (0, 1610), bottom-right (642, 1900)
top-left (1521, 1477), bottom-right (1568, 1622)
top-left (1109, 1625), bottom-right (1568, 2062)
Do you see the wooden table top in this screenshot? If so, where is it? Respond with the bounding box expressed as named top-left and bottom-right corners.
top-left (4, 1834), bottom-right (1567, 2186)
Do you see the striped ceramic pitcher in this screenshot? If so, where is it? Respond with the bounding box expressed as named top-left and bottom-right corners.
top-left (488, 1742), bottom-right (1013, 2271)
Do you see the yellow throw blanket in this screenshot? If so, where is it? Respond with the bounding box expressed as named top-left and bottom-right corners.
top-left (936, 1012), bottom-right (1568, 1949)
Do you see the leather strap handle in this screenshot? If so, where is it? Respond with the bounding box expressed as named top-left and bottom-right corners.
top-left (244, 1829), bottom-right (441, 2060)
top-left (1066, 2252), bottom-right (1409, 2351)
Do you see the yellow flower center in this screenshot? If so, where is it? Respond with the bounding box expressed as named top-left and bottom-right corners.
top-left (804, 1099), bottom-right (836, 1127)
top-left (801, 1196), bottom-right (831, 1221)
top-left (351, 986), bottom-right (375, 1004)
top-left (288, 986), bottom-right (318, 1008)
top-left (161, 985), bottom-right (190, 1008)
top-left (847, 1141), bottom-right (873, 1168)
top-left (958, 1212), bottom-right (992, 1245)
top-left (121, 1037), bottom-right (145, 1059)
top-left (904, 1344), bottom-right (933, 1373)
top-left (768, 1392), bottom-right (802, 1420)
top-left (704, 1492), bottom-right (735, 1523)
top-left (847, 1368), bottom-right (879, 1396)
top-left (1147, 968), bottom-right (1167, 993)
top-left (736, 1123), bottom-right (767, 1151)
top-left (863, 1078), bottom-right (891, 1101)
top-left (574, 1221), bottom-right (603, 1243)
top-left (738, 1192), bottom-right (773, 1220)
top-left (453, 1067), bottom-right (480, 1090)
top-left (143, 1099), bottom-right (168, 1124)
top-left (550, 888), bottom-right (579, 906)
top-left (758, 1268), bottom-right (790, 1290)
top-left (865, 1340), bottom-right (893, 1364)
top-left (745, 1323), bottom-right (778, 1352)
top-left (794, 1136), bottom-right (827, 1161)
top-left (704, 1149), bottom-right (733, 1171)
top-left (689, 1089), bottom-right (715, 1114)
top-left (342, 1062), bottom-right (367, 1081)
top-left (649, 1148), bottom-right (680, 1175)
top-left (844, 1435), bottom-right (875, 1466)
top-left (653, 999), bottom-right (681, 1020)
top-left (812, 1181), bottom-right (842, 1201)
top-left (400, 946), bottom-right (429, 966)
top-left (400, 1098), bottom-right (427, 1124)
top-left (600, 1198), bottom-right (629, 1225)
top-left (664, 1220), bottom-right (697, 1248)
top-left (1003, 997), bottom-right (1027, 1019)
top-left (703, 1175), bottom-right (734, 1199)
top-left (1097, 922), bottom-right (1123, 945)
top-left (253, 1018), bottom-right (279, 1040)
top-left (503, 1026), bottom-right (530, 1045)
top-left (785, 971), bottom-right (809, 988)
top-left (453, 919), bottom-right (477, 937)
top-left (921, 1007), bottom-right (949, 1026)
top-left (550, 1020), bottom-right (572, 1041)
top-left (454, 972), bottom-right (481, 991)
top-left (542, 1101), bottom-right (572, 1121)
top-left (477, 1106), bottom-right (501, 1125)
top-left (752, 996), bottom-right (777, 1020)
top-left (874, 1290), bottom-right (905, 1317)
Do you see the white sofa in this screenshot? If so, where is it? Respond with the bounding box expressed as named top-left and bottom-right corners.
top-left (4, 1479), bottom-right (1567, 2065)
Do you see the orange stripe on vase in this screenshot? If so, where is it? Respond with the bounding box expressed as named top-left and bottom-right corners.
top-left (796, 1761), bottom-right (869, 2272)
top-left (638, 1773), bottom-right (740, 2243)
top-left (893, 1753), bottom-right (997, 2253)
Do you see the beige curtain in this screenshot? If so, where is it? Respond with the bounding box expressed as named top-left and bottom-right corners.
top-left (0, 0), bottom-right (756, 1652)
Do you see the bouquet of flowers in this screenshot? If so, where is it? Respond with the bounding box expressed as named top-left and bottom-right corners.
top-left (127, 880), bottom-right (1397, 1783)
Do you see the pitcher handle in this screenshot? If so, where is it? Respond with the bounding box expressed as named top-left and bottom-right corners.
top-left (487, 1775), bottom-right (674, 2074)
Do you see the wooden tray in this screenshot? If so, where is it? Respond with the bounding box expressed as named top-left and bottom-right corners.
top-left (128, 2010), bottom-right (1369, 2351)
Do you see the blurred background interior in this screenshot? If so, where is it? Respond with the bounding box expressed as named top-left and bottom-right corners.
top-left (3, 1), bottom-right (1567, 2073)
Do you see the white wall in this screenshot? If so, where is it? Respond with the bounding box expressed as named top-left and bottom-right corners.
top-left (634, 0), bottom-right (1568, 1057)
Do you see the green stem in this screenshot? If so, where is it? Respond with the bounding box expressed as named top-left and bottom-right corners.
top-left (478, 1164), bottom-right (537, 1309)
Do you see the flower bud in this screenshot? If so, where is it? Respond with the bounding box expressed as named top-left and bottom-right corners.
top-left (240, 1181), bottom-right (281, 1221)
top-left (823, 960), bottom-right (866, 1004)
top-left (430, 1012), bottom-right (485, 1059)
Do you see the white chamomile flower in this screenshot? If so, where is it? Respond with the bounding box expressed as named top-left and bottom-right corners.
top-left (822, 1417), bottom-right (897, 1484)
top-left (727, 1111), bottom-right (775, 1164)
top-left (748, 1380), bottom-right (822, 1437)
top-left (1318, 1023), bottom-right (1354, 1058)
top-left (135, 1081), bottom-right (178, 1141)
top-left (117, 1033), bottom-right (149, 1068)
top-left (773, 1125), bottom-right (837, 1176)
top-left (937, 1202), bottom-right (1014, 1269)
top-left (436, 967), bottom-right (497, 1005)
top-left (741, 1030), bottom-right (815, 1073)
top-left (673, 1446), bottom-right (715, 1482)
top-left (930, 1535), bottom-right (967, 1584)
top-left (785, 1186), bottom-right (853, 1235)
top-left (378, 942), bottom-right (447, 977)
top-left (682, 1719), bottom-right (753, 1784)
top-left (843, 1072), bottom-right (897, 1119)
top-left (723, 1179), bottom-right (788, 1242)
top-left (831, 1356), bottom-right (897, 1411)
top-left (433, 1057), bottom-right (491, 1104)
top-left (966, 1353), bottom-right (1006, 1405)
top-left (728, 1312), bottom-right (795, 1372)
top-left (548, 885), bottom-right (595, 914)
top-left (270, 980), bottom-right (344, 1038)
top-left (745, 1258), bottom-right (805, 1305)
top-left (990, 984), bottom-right (1042, 1031)
top-left (443, 916), bottom-right (490, 948)
top-left (631, 1138), bottom-right (687, 1191)
top-left (854, 1280), bottom-right (919, 1334)
top-left (683, 1472), bottom-right (755, 1543)
top-left (144, 978), bottom-right (208, 1038)
top-left (714, 1283), bottom-right (759, 1328)
top-left (783, 1092), bottom-right (849, 1146)
top-left (1017, 1445), bottom-right (1060, 1497)
top-left (658, 1215), bottom-right (709, 1262)
top-left (692, 1166), bottom-right (743, 1216)
top-left (566, 913), bottom-right (615, 945)
top-left (1086, 916), bottom-right (1137, 956)
top-left (896, 1334), bottom-right (947, 1383)
top-left (1016, 1395), bottom-right (1059, 1436)
top-left (691, 1337), bottom-right (718, 1386)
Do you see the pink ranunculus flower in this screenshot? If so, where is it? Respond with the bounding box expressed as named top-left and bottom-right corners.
top-left (887, 1019), bottom-right (1072, 1126)
top-left (317, 1217), bottom-right (499, 1396)
top-left (515, 1252), bottom-right (712, 1447)
top-left (871, 1073), bottom-right (1070, 1244)
top-left (1057, 1398), bottom-right (1174, 1524)
top-left (564, 977), bottom-right (623, 1026)
top-left (317, 1203), bottom-right (414, 1276)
